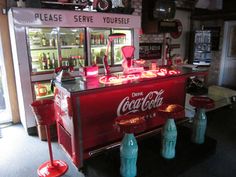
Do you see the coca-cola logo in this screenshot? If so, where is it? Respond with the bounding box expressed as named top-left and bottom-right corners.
top-left (117, 89), bottom-right (164, 116)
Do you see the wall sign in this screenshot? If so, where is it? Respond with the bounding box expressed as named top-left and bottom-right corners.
top-left (10, 7), bottom-right (140, 28)
top-left (170, 19), bottom-right (183, 39)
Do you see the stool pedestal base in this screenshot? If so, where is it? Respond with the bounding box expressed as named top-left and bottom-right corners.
top-left (120, 133), bottom-right (138, 177)
top-left (192, 108), bottom-right (207, 144)
top-left (37, 160), bottom-right (68, 177)
top-left (161, 118), bottom-right (177, 159)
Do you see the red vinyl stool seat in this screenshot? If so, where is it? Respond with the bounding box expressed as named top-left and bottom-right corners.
top-left (31, 99), bottom-right (68, 177)
top-left (189, 96), bottom-right (215, 109)
top-left (114, 114), bottom-right (146, 134)
top-left (157, 104), bottom-right (185, 119)
top-left (158, 104), bottom-right (184, 159)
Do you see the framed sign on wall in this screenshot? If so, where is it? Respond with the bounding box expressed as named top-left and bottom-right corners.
top-left (170, 19), bottom-right (183, 39)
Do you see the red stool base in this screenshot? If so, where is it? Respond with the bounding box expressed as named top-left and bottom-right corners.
top-left (37, 160), bottom-right (68, 177)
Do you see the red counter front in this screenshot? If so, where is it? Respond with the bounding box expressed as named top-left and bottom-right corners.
top-left (54, 67), bottom-right (208, 168)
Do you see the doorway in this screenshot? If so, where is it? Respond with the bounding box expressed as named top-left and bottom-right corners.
top-left (219, 21), bottom-right (236, 89)
top-left (0, 34), bottom-right (12, 124)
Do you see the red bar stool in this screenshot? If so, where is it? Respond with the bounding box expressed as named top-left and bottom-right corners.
top-left (189, 96), bottom-right (214, 144)
top-left (114, 114), bottom-right (146, 177)
top-left (158, 104), bottom-right (185, 159)
top-left (31, 99), bottom-right (68, 177)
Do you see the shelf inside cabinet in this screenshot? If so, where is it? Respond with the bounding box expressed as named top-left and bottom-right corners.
top-left (194, 51), bottom-right (211, 53)
top-left (31, 70), bottom-right (55, 75)
top-left (61, 45), bottom-right (84, 49)
top-left (30, 46), bottom-right (57, 50)
top-left (91, 45), bottom-right (107, 48)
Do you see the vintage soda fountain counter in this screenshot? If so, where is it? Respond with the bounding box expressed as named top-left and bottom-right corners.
top-left (54, 66), bottom-right (208, 169)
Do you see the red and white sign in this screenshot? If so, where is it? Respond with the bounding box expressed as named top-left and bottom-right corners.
top-left (10, 8), bottom-right (141, 28)
top-left (117, 89), bottom-right (164, 116)
top-left (77, 76), bottom-right (186, 150)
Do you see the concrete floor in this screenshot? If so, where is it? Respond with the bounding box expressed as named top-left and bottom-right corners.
top-left (0, 106), bottom-right (236, 177)
top-left (178, 106), bottom-right (236, 177)
top-left (0, 123), bottom-right (84, 177)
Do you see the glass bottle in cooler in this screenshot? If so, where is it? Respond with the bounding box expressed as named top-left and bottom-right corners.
top-left (75, 34), bottom-right (80, 45)
top-left (59, 28), bottom-right (85, 68)
top-left (79, 32), bottom-right (84, 47)
top-left (42, 53), bottom-right (48, 70)
top-left (52, 53), bottom-right (58, 69)
top-left (41, 33), bottom-right (47, 46)
top-left (46, 52), bottom-right (53, 69)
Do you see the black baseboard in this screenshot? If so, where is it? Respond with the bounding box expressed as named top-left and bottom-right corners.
top-left (84, 126), bottom-right (217, 177)
top-left (27, 126), bottom-right (37, 136)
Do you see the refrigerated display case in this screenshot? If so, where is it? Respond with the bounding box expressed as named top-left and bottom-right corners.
top-left (193, 30), bottom-right (212, 66)
top-left (8, 7), bottom-right (140, 133)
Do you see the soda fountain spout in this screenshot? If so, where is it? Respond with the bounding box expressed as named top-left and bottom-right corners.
top-left (103, 33), bottom-right (126, 75)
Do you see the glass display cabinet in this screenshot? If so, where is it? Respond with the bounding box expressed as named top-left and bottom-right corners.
top-left (8, 7), bottom-right (140, 132)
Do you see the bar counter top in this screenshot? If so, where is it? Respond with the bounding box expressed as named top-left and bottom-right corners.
top-left (56, 66), bottom-right (208, 93)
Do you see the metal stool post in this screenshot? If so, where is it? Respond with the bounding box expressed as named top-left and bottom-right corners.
top-left (31, 99), bottom-right (68, 177)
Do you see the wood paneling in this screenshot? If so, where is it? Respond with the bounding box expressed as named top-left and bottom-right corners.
top-left (0, 0), bottom-right (6, 8)
top-left (0, 12), bottom-right (20, 123)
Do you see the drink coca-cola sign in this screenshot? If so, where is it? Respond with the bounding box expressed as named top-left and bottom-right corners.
top-left (117, 89), bottom-right (164, 116)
